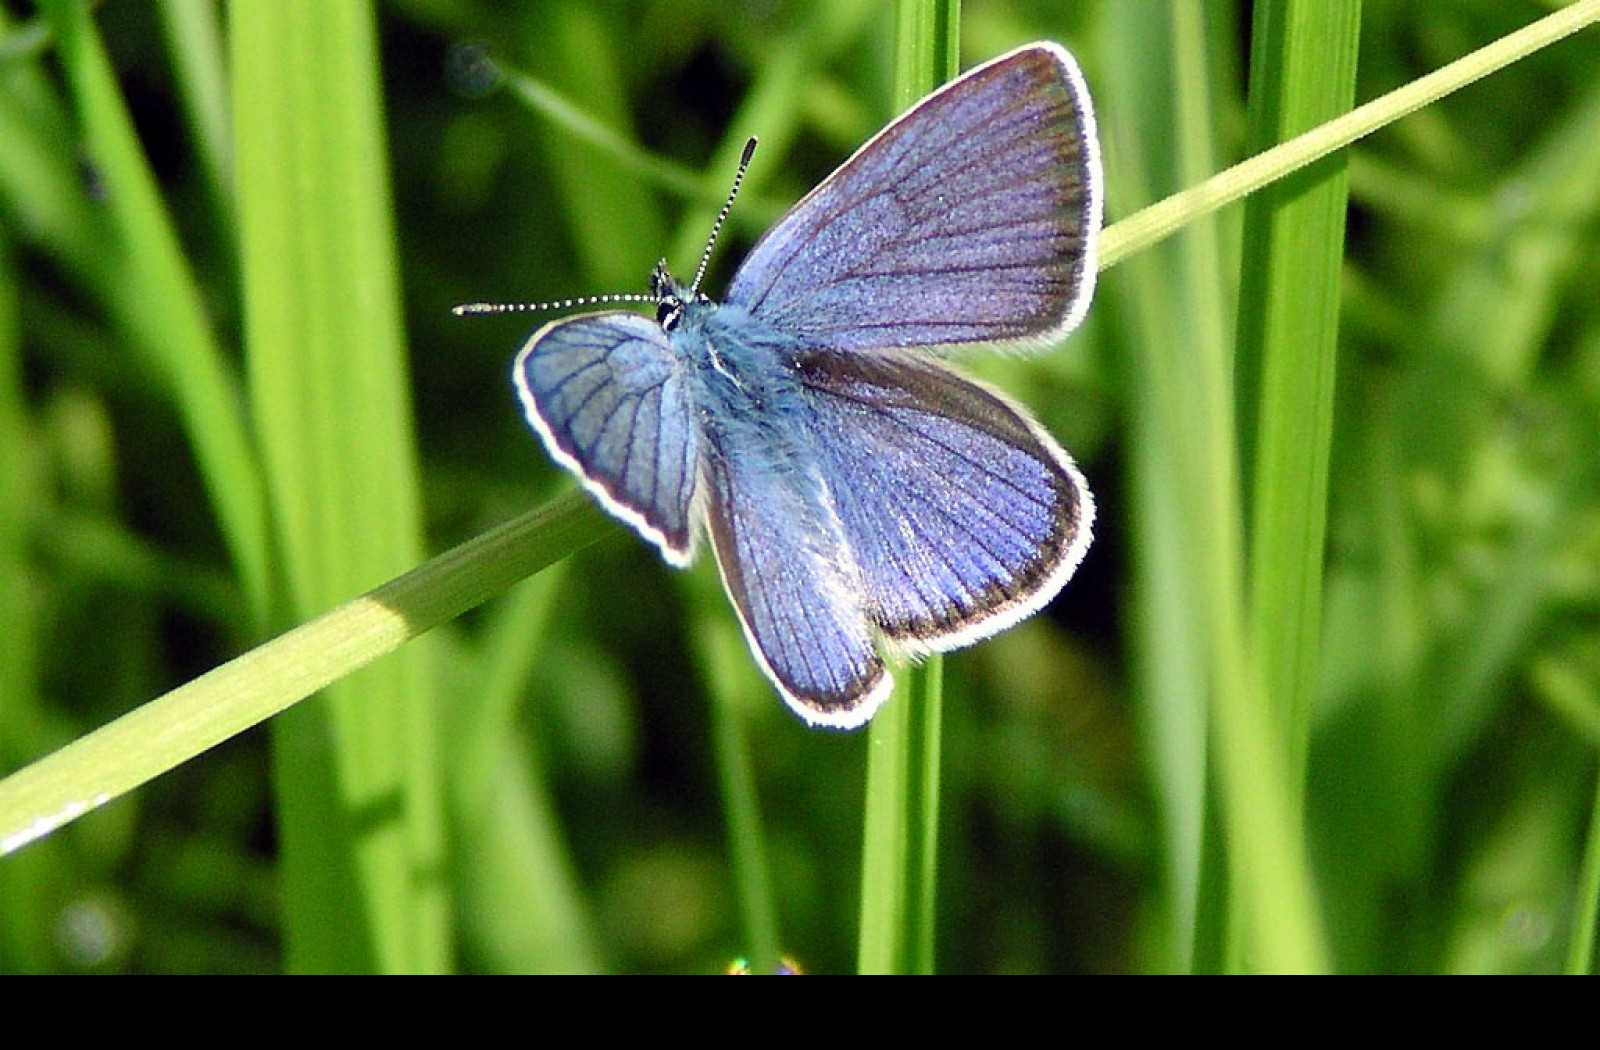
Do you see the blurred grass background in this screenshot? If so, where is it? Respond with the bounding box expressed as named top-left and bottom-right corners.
top-left (2, 0), bottom-right (1599, 973)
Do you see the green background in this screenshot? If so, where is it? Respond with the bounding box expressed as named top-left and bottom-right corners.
top-left (1, 0), bottom-right (1597, 973)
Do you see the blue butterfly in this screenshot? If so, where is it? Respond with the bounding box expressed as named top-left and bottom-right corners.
top-left (484, 42), bottom-right (1100, 729)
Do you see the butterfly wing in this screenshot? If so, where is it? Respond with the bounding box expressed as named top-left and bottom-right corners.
top-left (726, 42), bottom-right (1101, 353)
top-left (701, 442), bottom-right (889, 728)
top-left (513, 312), bottom-right (701, 564)
top-left (798, 347), bottom-right (1093, 650)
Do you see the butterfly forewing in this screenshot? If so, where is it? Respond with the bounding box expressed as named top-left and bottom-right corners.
top-left (799, 348), bottom-right (1093, 650)
top-left (513, 312), bottom-right (701, 563)
top-left (725, 42), bottom-right (1101, 353)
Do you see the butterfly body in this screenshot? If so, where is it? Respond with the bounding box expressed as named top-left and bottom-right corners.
top-left (506, 42), bottom-right (1102, 728)
top-left (671, 297), bottom-right (813, 461)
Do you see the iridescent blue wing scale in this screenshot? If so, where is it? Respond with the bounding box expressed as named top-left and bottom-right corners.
top-left (725, 42), bottom-right (1101, 353)
top-left (798, 348), bottom-right (1093, 652)
top-left (513, 312), bottom-right (701, 564)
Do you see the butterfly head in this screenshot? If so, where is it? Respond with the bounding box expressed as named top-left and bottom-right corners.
top-left (651, 260), bottom-right (707, 331)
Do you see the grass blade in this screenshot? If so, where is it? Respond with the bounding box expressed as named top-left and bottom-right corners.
top-left (39, 0), bottom-right (271, 624)
top-left (856, 0), bottom-right (957, 977)
top-left (0, 494), bottom-right (606, 858)
top-left (233, 0), bottom-right (447, 970)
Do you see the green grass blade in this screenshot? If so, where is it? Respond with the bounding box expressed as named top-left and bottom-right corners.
top-left (1102, 2), bottom-right (1329, 974)
top-left (1571, 760), bottom-right (1600, 974)
top-left (1100, 3), bottom-right (1238, 973)
top-left (858, 658), bottom-right (944, 975)
top-left (0, 493), bottom-right (607, 857)
top-left (501, 68), bottom-right (710, 203)
top-left (1236, 0), bottom-right (1359, 753)
top-left (232, 0), bottom-right (448, 971)
top-left (1228, 0), bottom-right (1362, 956)
top-left (450, 562), bottom-right (606, 973)
top-left (0, 215), bottom-right (51, 973)
top-left (708, 647), bottom-right (782, 977)
top-left (856, 0), bottom-right (956, 977)
top-left (1162, 0), bottom-right (1327, 977)
top-left (0, 18), bottom-right (111, 291)
top-left (1099, 0), bottom-right (1600, 271)
top-left (39, 0), bottom-right (272, 625)
top-left (157, 0), bottom-right (233, 227)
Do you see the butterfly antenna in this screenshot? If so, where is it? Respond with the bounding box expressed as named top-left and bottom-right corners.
top-left (689, 137), bottom-right (758, 296)
top-left (456, 138), bottom-right (757, 317)
top-left (452, 292), bottom-right (655, 317)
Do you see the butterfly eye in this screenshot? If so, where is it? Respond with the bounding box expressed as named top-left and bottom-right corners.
top-left (656, 298), bottom-right (684, 329)
top-left (650, 259), bottom-right (688, 328)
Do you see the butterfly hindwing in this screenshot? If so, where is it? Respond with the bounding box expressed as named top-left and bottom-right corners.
top-left (798, 347), bottom-right (1093, 650)
top-left (701, 444), bottom-right (889, 728)
top-left (513, 312), bottom-right (701, 563)
top-left (725, 42), bottom-right (1101, 353)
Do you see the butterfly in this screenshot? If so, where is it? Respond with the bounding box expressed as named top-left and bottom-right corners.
top-left (468, 42), bottom-right (1101, 729)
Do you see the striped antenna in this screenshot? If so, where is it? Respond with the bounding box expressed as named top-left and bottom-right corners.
top-left (689, 137), bottom-right (758, 295)
top-left (452, 292), bottom-right (656, 317)
top-left (453, 136), bottom-right (759, 318)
